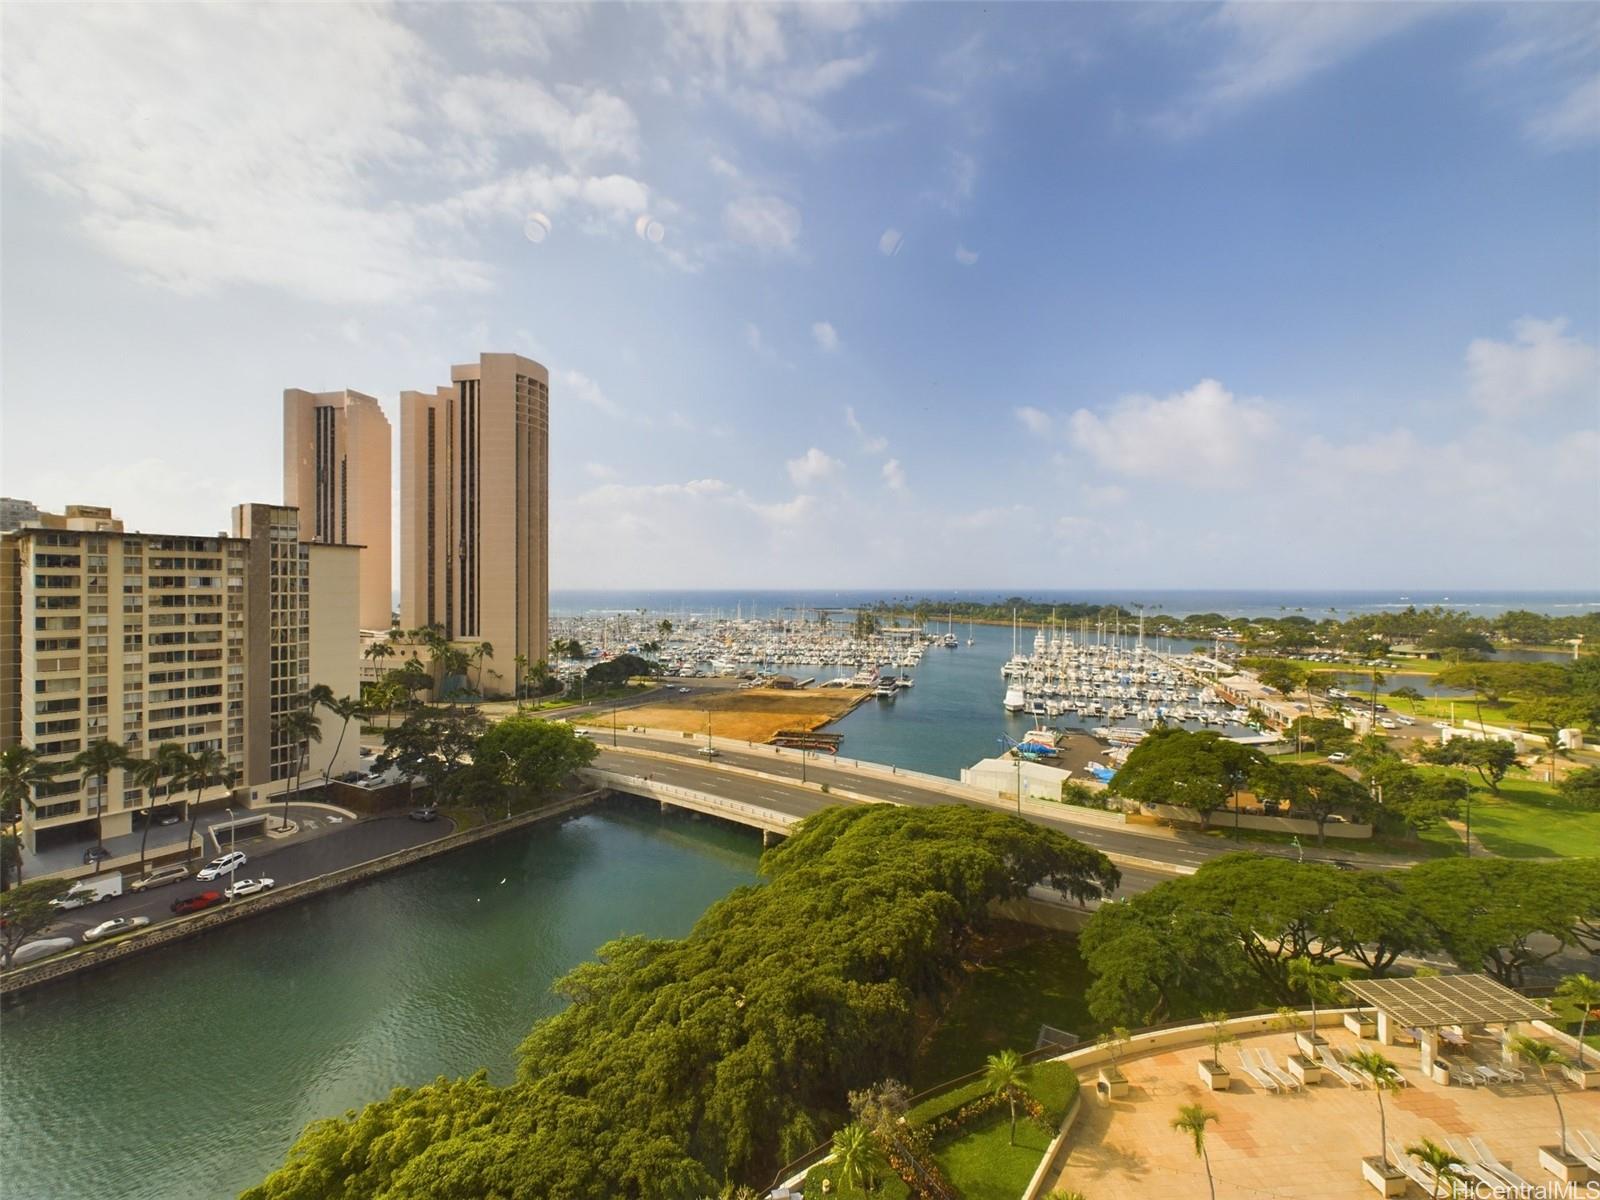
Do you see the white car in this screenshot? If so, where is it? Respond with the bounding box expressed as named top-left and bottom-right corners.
top-left (196, 851), bottom-right (247, 881)
top-left (224, 877), bottom-right (275, 899)
top-left (83, 916), bottom-right (150, 943)
top-left (1326, 752), bottom-right (1350, 764)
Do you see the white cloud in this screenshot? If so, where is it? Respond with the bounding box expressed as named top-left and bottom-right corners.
top-left (1014, 406), bottom-right (1053, 435)
top-left (0, 4), bottom-right (660, 304)
top-left (879, 227), bottom-right (905, 256)
top-left (882, 458), bottom-right (907, 492)
top-left (560, 368), bottom-right (620, 416)
top-left (465, 4), bottom-right (586, 61)
top-left (724, 194), bottom-right (801, 253)
top-left (1527, 76), bottom-right (1600, 149)
top-left (1154, 3), bottom-right (1434, 135)
top-left (783, 52), bottom-right (876, 99)
top-left (811, 320), bottom-right (840, 353)
top-left (786, 447), bottom-right (843, 487)
top-left (583, 462), bottom-right (618, 481)
top-left (1068, 379), bottom-right (1277, 483)
top-left (955, 245), bottom-right (979, 266)
top-left (1466, 317), bottom-right (1598, 416)
top-left (845, 406), bottom-right (889, 454)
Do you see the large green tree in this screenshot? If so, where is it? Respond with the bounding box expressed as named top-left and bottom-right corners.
top-left (249, 805), bottom-right (1117, 1196)
top-left (474, 717), bottom-right (599, 812)
top-left (1253, 762), bottom-right (1370, 845)
top-left (0, 877), bottom-right (72, 967)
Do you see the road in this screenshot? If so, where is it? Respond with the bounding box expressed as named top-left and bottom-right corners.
top-left (588, 733), bottom-right (1330, 882)
top-left (38, 812), bottom-right (452, 945)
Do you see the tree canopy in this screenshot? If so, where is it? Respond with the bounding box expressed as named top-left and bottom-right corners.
top-left (248, 804), bottom-right (1118, 1197)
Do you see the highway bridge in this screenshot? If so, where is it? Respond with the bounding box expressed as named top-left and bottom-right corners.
top-left (579, 728), bottom-right (1380, 896)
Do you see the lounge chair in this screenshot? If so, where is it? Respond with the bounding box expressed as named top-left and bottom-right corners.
top-left (1389, 1141), bottom-right (1439, 1193)
top-left (1570, 1130), bottom-right (1600, 1173)
top-left (1253, 1048), bottom-right (1301, 1091)
top-left (1496, 1060), bottom-right (1525, 1083)
top-left (1236, 1048), bottom-right (1279, 1092)
top-left (1468, 1136), bottom-right (1534, 1191)
top-left (1318, 1052), bottom-right (1363, 1088)
top-left (1474, 1064), bottom-right (1511, 1086)
top-left (1444, 1137), bottom-right (1512, 1191)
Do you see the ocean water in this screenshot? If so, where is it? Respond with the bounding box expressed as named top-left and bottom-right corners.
top-left (550, 588), bottom-right (1596, 620)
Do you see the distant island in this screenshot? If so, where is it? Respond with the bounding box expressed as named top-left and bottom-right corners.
top-left (867, 597), bottom-right (1598, 655)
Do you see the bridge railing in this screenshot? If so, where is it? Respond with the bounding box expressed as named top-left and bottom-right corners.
top-left (583, 769), bottom-right (802, 828)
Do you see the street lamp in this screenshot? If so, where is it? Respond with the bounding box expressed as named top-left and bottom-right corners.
top-left (498, 750), bottom-right (514, 822)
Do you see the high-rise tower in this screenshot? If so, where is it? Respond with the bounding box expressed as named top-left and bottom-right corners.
top-left (398, 354), bottom-right (548, 692)
top-left (283, 388), bottom-right (392, 631)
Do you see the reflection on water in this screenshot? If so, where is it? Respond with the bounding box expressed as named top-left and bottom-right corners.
top-left (0, 807), bottom-right (760, 1200)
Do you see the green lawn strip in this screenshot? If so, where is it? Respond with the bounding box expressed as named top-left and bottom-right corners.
top-left (802, 1162), bottom-right (911, 1199)
top-left (1186, 822), bottom-right (1455, 860)
top-left (1413, 768), bottom-right (1598, 858)
top-left (913, 935), bottom-right (1094, 1088)
top-left (910, 1062), bottom-right (1079, 1128)
top-left (932, 1105), bottom-right (1056, 1200)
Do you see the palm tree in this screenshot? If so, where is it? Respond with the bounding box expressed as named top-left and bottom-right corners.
top-left (0, 746), bottom-right (56, 889)
top-left (438, 647), bottom-right (471, 702)
top-left (1345, 1049), bottom-right (1403, 1169)
top-left (1171, 1104), bottom-right (1219, 1200)
top-left (1553, 973), bottom-right (1600, 1069)
top-left (984, 1048), bottom-right (1029, 1146)
top-left (308, 686), bottom-right (366, 791)
top-left (363, 639), bottom-right (394, 678)
top-left (470, 641), bottom-right (494, 696)
top-left (1404, 1137), bottom-right (1464, 1200)
top-left (129, 742), bottom-right (186, 879)
top-left (1368, 668), bottom-right (1386, 730)
top-left (70, 740), bottom-right (131, 861)
top-left (513, 653), bottom-right (530, 710)
top-left (1286, 956), bottom-right (1341, 1057)
top-left (1511, 1035), bottom-right (1571, 1156)
top-left (181, 748), bottom-right (232, 863)
top-left (274, 705), bottom-right (322, 831)
top-left (830, 1121), bottom-right (883, 1195)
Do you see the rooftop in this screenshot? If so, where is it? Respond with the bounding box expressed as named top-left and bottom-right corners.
top-left (1344, 973), bottom-right (1554, 1031)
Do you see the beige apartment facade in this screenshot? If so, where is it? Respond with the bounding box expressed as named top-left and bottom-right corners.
top-left (398, 353), bottom-right (548, 695)
top-left (0, 504), bottom-right (361, 855)
top-left (283, 388), bottom-right (392, 632)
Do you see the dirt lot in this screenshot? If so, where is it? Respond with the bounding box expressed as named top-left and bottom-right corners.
top-left (590, 687), bottom-right (867, 744)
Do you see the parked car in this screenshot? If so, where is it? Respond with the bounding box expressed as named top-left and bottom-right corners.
top-left (82, 846), bottom-right (112, 865)
top-left (196, 851), bottom-right (247, 881)
top-left (49, 875), bottom-right (125, 909)
top-left (1326, 752), bottom-right (1350, 764)
top-left (11, 937), bottom-right (75, 965)
top-left (408, 807), bottom-right (439, 822)
top-left (83, 916), bottom-right (151, 943)
top-left (223, 878), bottom-right (275, 899)
top-left (129, 864), bottom-right (190, 892)
top-left (170, 891), bottom-right (224, 915)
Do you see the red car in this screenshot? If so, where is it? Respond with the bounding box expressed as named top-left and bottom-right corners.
top-left (170, 890), bottom-right (224, 915)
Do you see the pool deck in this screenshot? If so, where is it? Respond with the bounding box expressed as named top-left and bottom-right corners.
top-left (1051, 1026), bottom-right (1600, 1199)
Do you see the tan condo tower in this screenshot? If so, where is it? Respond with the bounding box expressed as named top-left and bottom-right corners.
top-left (398, 354), bottom-right (548, 695)
top-left (283, 388), bottom-right (393, 631)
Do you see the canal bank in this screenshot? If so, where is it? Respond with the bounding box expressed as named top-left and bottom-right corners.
top-left (0, 792), bottom-right (598, 1000)
top-left (0, 800), bottom-right (764, 1200)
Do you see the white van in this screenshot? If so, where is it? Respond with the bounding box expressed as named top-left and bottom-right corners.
top-left (49, 874), bottom-right (125, 910)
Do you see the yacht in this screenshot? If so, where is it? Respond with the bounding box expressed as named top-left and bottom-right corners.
top-left (874, 676), bottom-right (898, 700)
top-left (1003, 682), bottom-right (1025, 712)
top-left (1019, 728), bottom-right (1059, 756)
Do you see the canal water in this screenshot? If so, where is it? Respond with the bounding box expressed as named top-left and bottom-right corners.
top-left (0, 805), bottom-right (762, 1200)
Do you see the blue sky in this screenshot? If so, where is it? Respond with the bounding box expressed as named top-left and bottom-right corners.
top-left (2, 2), bottom-right (1596, 591)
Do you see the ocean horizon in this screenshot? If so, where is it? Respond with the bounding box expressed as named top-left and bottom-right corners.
top-left (548, 588), bottom-right (1598, 620)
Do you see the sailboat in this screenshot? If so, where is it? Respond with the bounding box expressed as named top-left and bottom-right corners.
top-left (942, 610), bottom-right (958, 648)
top-left (966, 618), bottom-right (974, 647)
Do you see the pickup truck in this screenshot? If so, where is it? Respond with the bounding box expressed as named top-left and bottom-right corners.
top-left (49, 874), bottom-right (125, 910)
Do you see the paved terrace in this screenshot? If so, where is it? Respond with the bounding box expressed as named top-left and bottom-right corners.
top-left (1048, 1018), bottom-right (1600, 1200)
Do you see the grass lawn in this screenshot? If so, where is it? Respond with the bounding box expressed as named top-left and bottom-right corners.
top-left (914, 930), bottom-right (1093, 1088)
top-left (1410, 766), bottom-right (1600, 857)
top-left (932, 1106), bottom-right (1055, 1200)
